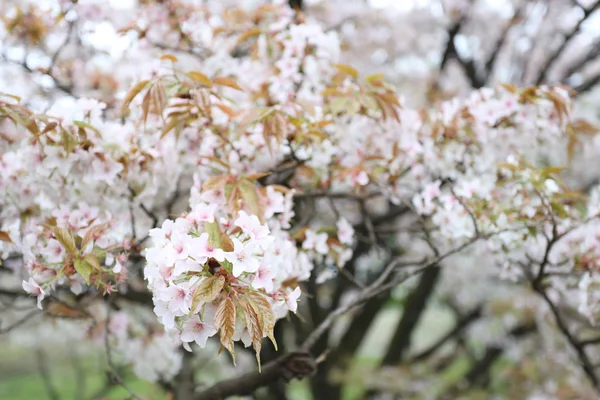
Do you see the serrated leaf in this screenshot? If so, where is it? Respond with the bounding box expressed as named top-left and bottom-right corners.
top-left (213, 77), bottom-right (243, 91)
top-left (205, 221), bottom-right (223, 249)
top-left (84, 253), bottom-right (101, 272)
top-left (121, 80), bottom-right (149, 117)
top-left (239, 295), bottom-right (264, 370)
top-left (237, 179), bottom-right (266, 221)
top-left (49, 227), bottom-right (76, 254)
top-left (215, 297), bottom-right (237, 363)
top-left (202, 175), bottom-right (228, 192)
top-left (0, 231), bottom-right (13, 244)
top-left (74, 258), bottom-right (93, 285)
top-left (151, 82), bottom-right (167, 116)
top-left (246, 291), bottom-right (276, 351)
top-left (188, 71), bottom-right (212, 87)
top-left (192, 275), bottom-right (225, 312)
top-left (332, 63), bottom-right (359, 79)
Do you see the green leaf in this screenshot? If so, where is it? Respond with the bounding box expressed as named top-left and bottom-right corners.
top-left (84, 253), bottom-right (102, 272)
top-left (191, 275), bottom-right (225, 312)
top-left (74, 258), bottom-right (93, 285)
top-left (204, 221), bottom-right (223, 249)
top-left (332, 63), bottom-right (359, 79)
top-left (550, 201), bottom-right (569, 218)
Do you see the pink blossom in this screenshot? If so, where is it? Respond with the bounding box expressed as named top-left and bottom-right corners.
top-left (22, 278), bottom-right (45, 309)
top-left (180, 315), bottom-right (217, 348)
top-left (224, 238), bottom-right (260, 277)
top-left (234, 211), bottom-right (270, 240)
top-left (189, 232), bottom-right (225, 263)
top-left (303, 229), bottom-right (329, 255)
top-left (251, 263), bottom-right (274, 292)
top-left (336, 218), bottom-right (354, 245)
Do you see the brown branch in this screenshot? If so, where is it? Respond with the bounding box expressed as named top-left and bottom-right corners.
top-left (438, 3), bottom-right (484, 89)
top-left (574, 73), bottom-right (600, 94)
top-left (464, 321), bottom-right (536, 387)
top-left (408, 304), bottom-right (483, 362)
top-left (0, 309), bottom-right (40, 333)
top-left (484, 4), bottom-right (525, 79)
top-left (195, 351), bottom-right (316, 400)
top-left (532, 281), bottom-right (600, 392)
top-left (381, 266), bottom-right (441, 365)
top-left (535, 0), bottom-right (600, 84)
top-left (562, 41), bottom-right (600, 80)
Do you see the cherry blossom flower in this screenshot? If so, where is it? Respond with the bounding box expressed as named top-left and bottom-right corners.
top-left (22, 278), bottom-right (45, 309)
top-left (285, 287), bottom-right (301, 313)
top-left (303, 229), bottom-right (329, 255)
top-left (234, 211), bottom-right (270, 241)
top-left (336, 218), bottom-right (355, 245)
top-left (189, 232), bottom-right (225, 263)
top-left (180, 315), bottom-right (217, 349)
top-left (225, 238), bottom-right (260, 277)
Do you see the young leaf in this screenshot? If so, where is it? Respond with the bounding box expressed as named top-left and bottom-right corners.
top-left (191, 275), bottom-right (225, 312)
top-left (236, 27), bottom-right (262, 46)
top-left (81, 224), bottom-right (108, 250)
top-left (0, 231), bottom-right (13, 244)
top-left (74, 258), bottom-right (93, 285)
top-left (205, 221), bottom-right (223, 249)
top-left (215, 297), bottom-right (237, 363)
top-left (332, 64), bottom-right (359, 79)
top-left (188, 71), bottom-right (212, 87)
top-left (121, 80), bottom-right (149, 117)
top-left (239, 295), bottom-right (264, 369)
top-left (237, 179), bottom-right (266, 221)
top-left (246, 291), bottom-right (277, 351)
top-left (160, 54), bottom-right (178, 63)
top-left (213, 77), bottom-right (243, 91)
top-left (49, 227), bottom-right (77, 254)
top-left (84, 253), bottom-right (102, 272)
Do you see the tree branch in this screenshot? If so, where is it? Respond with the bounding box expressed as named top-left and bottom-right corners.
top-left (381, 266), bottom-right (441, 365)
top-left (408, 304), bottom-right (483, 362)
top-left (535, 0), bottom-right (600, 84)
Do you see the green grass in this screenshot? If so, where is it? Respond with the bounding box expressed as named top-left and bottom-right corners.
top-left (0, 343), bottom-right (164, 400)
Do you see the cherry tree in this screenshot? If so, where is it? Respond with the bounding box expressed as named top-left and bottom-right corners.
top-left (1, 0), bottom-right (600, 399)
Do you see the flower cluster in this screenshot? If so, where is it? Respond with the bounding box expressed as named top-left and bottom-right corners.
top-left (144, 182), bottom-right (307, 359)
top-left (18, 202), bottom-right (131, 308)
